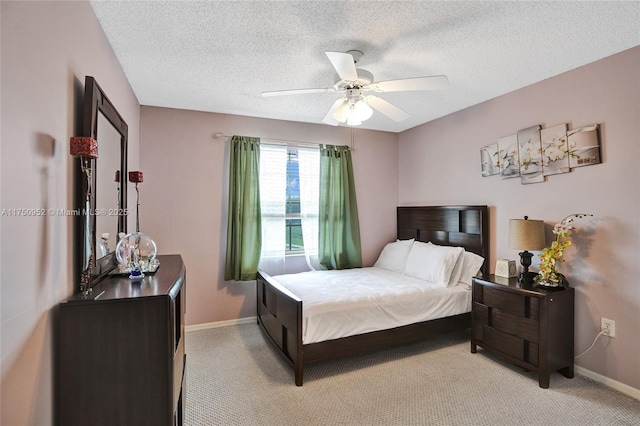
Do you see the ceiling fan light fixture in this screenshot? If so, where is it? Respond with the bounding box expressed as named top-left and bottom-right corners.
top-left (333, 98), bottom-right (372, 126)
top-left (346, 115), bottom-right (362, 126)
top-left (332, 101), bottom-right (351, 122)
top-left (353, 98), bottom-right (373, 121)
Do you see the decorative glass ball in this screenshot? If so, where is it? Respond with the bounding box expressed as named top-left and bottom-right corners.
top-left (115, 232), bottom-right (158, 279)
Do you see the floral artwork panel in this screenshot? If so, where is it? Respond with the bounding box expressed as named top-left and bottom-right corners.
top-left (497, 134), bottom-right (520, 179)
top-left (541, 123), bottom-right (569, 176)
top-left (517, 125), bottom-right (544, 184)
top-left (480, 143), bottom-right (500, 177)
top-left (568, 125), bottom-right (601, 168)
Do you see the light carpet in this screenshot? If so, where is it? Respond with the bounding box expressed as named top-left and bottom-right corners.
top-left (185, 323), bottom-right (639, 425)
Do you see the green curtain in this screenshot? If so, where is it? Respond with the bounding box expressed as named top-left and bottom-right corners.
top-left (318, 145), bottom-right (362, 269)
top-left (224, 136), bottom-right (262, 281)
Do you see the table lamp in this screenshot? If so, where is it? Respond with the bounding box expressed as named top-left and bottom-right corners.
top-left (509, 216), bottom-right (545, 283)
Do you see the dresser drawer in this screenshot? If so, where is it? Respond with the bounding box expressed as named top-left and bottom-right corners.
top-left (173, 336), bottom-right (185, 408)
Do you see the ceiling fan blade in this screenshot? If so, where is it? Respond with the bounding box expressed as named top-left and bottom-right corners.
top-left (325, 51), bottom-right (358, 81)
top-left (364, 75), bottom-right (449, 93)
top-left (366, 95), bottom-right (410, 122)
top-left (262, 87), bottom-right (336, 97)
top-left (322, 98), bottom-right (346, 126)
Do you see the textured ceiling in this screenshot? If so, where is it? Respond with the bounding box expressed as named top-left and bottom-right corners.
top-left (90, 1), bottom-right (640, 133)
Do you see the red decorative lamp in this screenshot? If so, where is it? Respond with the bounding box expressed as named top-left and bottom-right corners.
top-left (129, 171), bottom-right (143, 183)
top-left (70, 136), bottom-right (98, 158)
top-left (70, 136), bottom-right (98, 192)
top-left (70, 137), bottom-right (98, 294)
top-left (115, 171), bottom-right (159, 280)
top-left (129, 171), bottom-right (144, 233)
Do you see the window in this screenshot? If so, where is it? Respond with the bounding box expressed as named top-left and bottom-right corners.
top-left (286, 149), bottom-right (304, 253)
top-left (259, 144), bottom-right (318, 262)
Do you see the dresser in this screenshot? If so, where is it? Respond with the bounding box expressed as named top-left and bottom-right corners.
top-left (471, 275), bottom-right (574, 388)
top-left (59, 254), bottom-right (186, 425)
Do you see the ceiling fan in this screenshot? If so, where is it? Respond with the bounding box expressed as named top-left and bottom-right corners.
top-left (262, 50), bottom-right (449, 126)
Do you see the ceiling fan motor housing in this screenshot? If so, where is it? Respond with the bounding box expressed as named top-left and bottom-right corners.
top-left (335, 68), bottom-right (373, 90)
top-left (345, 88), bottom-right (363, 102)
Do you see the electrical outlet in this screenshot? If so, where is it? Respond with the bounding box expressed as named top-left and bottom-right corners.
top-left (601, 318), bottom-right (616, 338)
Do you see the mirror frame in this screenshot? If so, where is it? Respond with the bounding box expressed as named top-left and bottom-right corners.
top-left (79, 76), bottom-right (128, 292)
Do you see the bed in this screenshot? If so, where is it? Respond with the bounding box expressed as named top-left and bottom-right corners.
top-left (256, 205), bottom-right (490, 385)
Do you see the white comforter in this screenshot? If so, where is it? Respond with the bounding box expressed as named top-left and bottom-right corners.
top-left (273, 267), bottom-right (471, 344)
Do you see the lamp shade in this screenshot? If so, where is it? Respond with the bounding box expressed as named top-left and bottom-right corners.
top-left (509, 218), bottom-right (545, 250)
top-left (332, 101), bottom-right (350, 122)
top-left (352, 98), bottom-right (373, 121)
top-left (346, 115), bottom-right (362, 126)
top-left (129, 171), bottom-right (144, 183)
top-left (332, 97), bottom-right (373, 126)
top-left (70, 137), bottom-right (98, 158)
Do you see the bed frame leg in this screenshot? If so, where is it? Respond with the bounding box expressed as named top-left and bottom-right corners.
top-left (295, 366), bottom-right (303, 386)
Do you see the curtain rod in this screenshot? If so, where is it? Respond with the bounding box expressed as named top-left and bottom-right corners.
top-left (212, 131), bottom-right (356, 151)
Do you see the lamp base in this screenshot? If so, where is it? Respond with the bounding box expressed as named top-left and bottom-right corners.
top-left (517, 250), bottom-right (534, 283)
top-left (518, 271), bottom-right (538, 285)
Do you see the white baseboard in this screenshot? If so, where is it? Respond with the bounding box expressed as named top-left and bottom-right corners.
top-left (185, 316), bottom-right (257, 333)
top-left (575, 365), bottom-right (640, 401)
top-left (185, 319), bottom-right (639, 401)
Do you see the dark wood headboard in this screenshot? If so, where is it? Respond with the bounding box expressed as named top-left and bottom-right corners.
top-left (397, 205), bottom-right (490, 277)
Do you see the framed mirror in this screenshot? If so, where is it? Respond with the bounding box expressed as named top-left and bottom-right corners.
top-left (78, 76), bottom-right (128, 293)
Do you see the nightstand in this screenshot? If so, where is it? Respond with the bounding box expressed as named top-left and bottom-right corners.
top-left (471, 275), bottom-right (574, 388)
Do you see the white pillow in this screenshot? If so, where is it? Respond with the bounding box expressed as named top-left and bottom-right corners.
top-left (426, 243), bottom-right (465, 287)
top-left (374, 239), bottom-right (414, 273)
top-left (403, 241), bottom-right (464, 286)
top-left (447, 247), bottom-right (466, 287)
top-left (458, 251), bottom-right (485, 285)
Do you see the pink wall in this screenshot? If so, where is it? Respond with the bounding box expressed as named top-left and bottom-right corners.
top-left (1, 1), bottom-right (140, 424)
top-left (398, 47), bottom-right (640, 390)
top-left (2, 3), bottom-right (636, 422)
top-left (140, 107), bottom-right (398, 325)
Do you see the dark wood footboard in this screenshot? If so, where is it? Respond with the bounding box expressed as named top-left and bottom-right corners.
top-left (256, 270), bottom-right (305, 385)
top-left (303, 312), bottom-right (471, 365)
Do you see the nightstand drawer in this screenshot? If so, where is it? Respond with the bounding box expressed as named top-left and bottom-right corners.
top-left (473, 300), bottom-right (539, 343)
top-left (472, 302), bottom-right (488, 341)
top-left (482, 325), bottom-right (524, 361)
top-left (472, 301), bottom-right (489, 324)
top-left (483, 286), bottom-right (524, 317)
top-left (491, 308), bottom-right (539, 343)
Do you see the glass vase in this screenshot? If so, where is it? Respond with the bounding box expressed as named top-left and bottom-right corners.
top-left (115, 232), bottom-right (158, 280)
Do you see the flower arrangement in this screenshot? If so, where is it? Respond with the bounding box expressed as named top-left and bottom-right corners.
top-left (535, 213), bottom-right (592, 286)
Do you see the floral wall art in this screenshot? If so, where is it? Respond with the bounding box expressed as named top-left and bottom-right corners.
top-left (517, 125), bottom-right (543, 184)
top-left (480, 144), bottom-right (500, 177)
top-left (481, 123), bottom-right (601, 184)
top-left (567, 125), bottom-right (602, 168)
top-left (498, 134), bottom-right (519, 179)
top-left (540, 123), bottom-right (570, 176)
